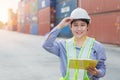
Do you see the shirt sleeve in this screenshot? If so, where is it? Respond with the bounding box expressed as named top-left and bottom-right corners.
top-left (42, 27), bottom-right (61, 56)
top-left (93, 42), bottom-right (106, 78)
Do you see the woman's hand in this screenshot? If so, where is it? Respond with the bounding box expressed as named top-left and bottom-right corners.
top-left (87, 67), bottom-right (99, 76)
top-left (57, 17), bottom-right (73, 29)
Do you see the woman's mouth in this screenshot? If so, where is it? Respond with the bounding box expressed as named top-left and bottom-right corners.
top-left (76, 31), bottom-right (83, 35)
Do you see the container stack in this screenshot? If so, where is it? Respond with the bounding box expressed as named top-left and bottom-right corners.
top-left (7, 9), bottom-right (17, 31)
top-left (24, 0), bottom-right (31, 34)
top-left (38, 0), bottom-right (56, 35)
top-left (30, 0), bottom-right (39, 35)
top-left (17, 0), bottom-right (25, 33)
top-left (78, 0), bottom-right (120, 44)
top-left (17, 0), bottom-right (39, 35)
top-left (56, 0), bottom-right (77, 37)
top-left (16, 0), bottom-right (120, 44)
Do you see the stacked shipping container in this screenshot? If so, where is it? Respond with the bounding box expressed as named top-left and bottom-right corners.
top-left (56, 0), bottom-right (77, 37)
top-left (24, 0), bottom-right (31, 34)
top-left (17, 0), bottom-right (120, 44)
top-left (17, 0), bottom-right (26, 33)
top-left (30, 0), bottom-right (38, 35)
top-left (38, 0), bottom-right (56, 35)
top-left (17, 0), bottom-right (38, 35)
top-left (8, 9), bottom-right (17, 31)
top-left (78, 0), bottom-right (120, 44)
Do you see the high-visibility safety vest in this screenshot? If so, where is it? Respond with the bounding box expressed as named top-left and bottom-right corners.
top-left (60, 37), bottom-right (95, 80)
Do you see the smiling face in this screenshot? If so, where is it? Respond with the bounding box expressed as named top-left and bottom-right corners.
top-left (70, 20), bottom-right (88, 39)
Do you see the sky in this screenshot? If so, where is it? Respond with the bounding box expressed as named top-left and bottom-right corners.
top-left (0, 0), bottom-right (20, 23)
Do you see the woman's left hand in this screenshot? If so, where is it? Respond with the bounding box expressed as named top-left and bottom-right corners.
top-left (87, 67), bottom-right (99, 76)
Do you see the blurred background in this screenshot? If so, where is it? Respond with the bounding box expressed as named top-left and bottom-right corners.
top-left (0, 0), bottom-right (120, 80)
top-left (0, 0), bottom-right (120, 44)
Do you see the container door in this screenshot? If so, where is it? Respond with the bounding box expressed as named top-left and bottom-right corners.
top-left (30, 23), bottom-right (38, 35)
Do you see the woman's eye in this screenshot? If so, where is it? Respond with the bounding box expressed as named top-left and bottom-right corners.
top-left (81, 24), bottom-right (85, 26)
top-left (74, 25), bottom-right (78, 27)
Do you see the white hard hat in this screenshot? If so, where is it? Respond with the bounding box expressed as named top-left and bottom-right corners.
top-left (70, 8), bottom-right (91, 20)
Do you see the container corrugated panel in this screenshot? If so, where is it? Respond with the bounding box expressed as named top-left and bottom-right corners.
top-left (56, 0), bottom-right (77, 19)
top-left (79, 0), bottom-right (120, 14)
top-left (24, 23), bottom-right (30, 34)
top-left (38, 22), bottom-right (51, 35)
top-left (17, 24), bottom-right (20, 32)
top-left (103, 0), bottom-right (120, 12)
top-left (38, 7), bottom-right (50, 23)
top-left (56, 0), bottom-right (62, 4)
top-left (38, 7), bottom-right (51, 35)
top-left (30, 23), bottom-right (38, 35)
top-left (56, 18), bottom-right (73, 37)
top-left (38, 7), bottom-right (56, 30)
top-left (56, 0), bottom-right (72, 4)
top-left (78, 0), bottom-right (104, 14)
top-left (89, 12), bottom-right (120, 44)
top-left (20, 23), bottom-right (25, 33)
top-left (38, 0), bottom-right (56, 10)
top-left (24, 1), bottom-right (30, 14)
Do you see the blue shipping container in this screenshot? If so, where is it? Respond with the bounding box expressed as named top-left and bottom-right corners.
top-left (56, 0), bottom-right (77, 19)
top-left (30, 23), bottom-right (38, 35)
top-left (38, 0), bottom-right (56, 10)
top-left (56, 18), bottom-right (73, 38)
top-left (56, 0), bottom-right (62, 4)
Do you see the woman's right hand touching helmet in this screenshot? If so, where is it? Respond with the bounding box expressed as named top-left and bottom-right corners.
top-left (57, 17), bottom-right (73, 29)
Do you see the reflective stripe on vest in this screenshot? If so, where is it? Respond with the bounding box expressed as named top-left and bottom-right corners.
top-left (60, 37), bottom-right (95, 80)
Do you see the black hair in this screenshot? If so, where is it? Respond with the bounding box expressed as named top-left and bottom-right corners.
top-left (70, 19), bottom-right (90, 26)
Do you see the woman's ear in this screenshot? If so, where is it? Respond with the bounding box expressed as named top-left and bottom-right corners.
top-left (87, 24), bottom-right (91, 31)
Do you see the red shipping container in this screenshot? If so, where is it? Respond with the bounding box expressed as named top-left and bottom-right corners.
top-left (38, 7), bottom-right (51, 35)
top-left (25, 2), bottom-right (30, 14)
top-left (38, 7), bottom-right (51, 23)
top-left (17, 23), bottom-right (21, 32)
top-left (104, 0), bottom-right (120, 12)
top-left (38, 22), bottom-right (51, 35)
top-left (78, 0), bottom-right (120, 14)
top-left (78, 0), bottom-right (104, 14)
top-left (88, 12), bottom-right (120, 44)
top-left (24, 24), bottom-right (30, 34)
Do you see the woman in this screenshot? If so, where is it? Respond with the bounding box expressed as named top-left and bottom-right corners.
top-left (42, 8), bottom-right (106, 80)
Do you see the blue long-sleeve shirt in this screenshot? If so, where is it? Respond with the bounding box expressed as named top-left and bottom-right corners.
top-left (42, 27), bottom-right (106, 80)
